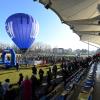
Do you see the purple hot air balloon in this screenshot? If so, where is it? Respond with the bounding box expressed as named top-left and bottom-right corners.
top-left (5, 13), bottom-right (39, 52)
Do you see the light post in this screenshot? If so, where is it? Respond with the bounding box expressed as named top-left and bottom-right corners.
top-left (87, 36), bottom-right (90, 57)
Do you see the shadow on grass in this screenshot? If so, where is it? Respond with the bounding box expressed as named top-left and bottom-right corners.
top-left (0, 71), bottom-right (15, 75)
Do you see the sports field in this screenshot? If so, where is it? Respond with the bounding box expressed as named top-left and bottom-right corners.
top-left (0, 65), bottom-right (60, 84)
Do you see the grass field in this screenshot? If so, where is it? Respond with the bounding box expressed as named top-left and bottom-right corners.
top-left (0, 65), bottom-right (60, 84)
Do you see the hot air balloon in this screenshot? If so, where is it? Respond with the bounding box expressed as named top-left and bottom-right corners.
top-left (5, 13), bottom-right (39, 52)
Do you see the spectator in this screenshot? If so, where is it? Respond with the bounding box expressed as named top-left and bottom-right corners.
top-left (2, 79), bottom-right (10, 95)
top-left (52, 64), bottom-right (57, 79)
top-left (2, 79), bottom-right (10, 100)
top-left (16, 62), bottom-right (19, 71)
top-left (0, 82), bottom-right (3, 100)
top-left (49, 64), bottom-right (53, 73)
top-left (21, 76), bottom-right (32, 100)
top-left (48, 67), bottom-right (51, 73)
top-left (31, 74), bottom-right (38, 100)
top-left (47, 71), bottom-right (52, 86)
top-left (18, 73), bottom-right (24, 86)
top-left (39, 69), bottom-right (44, 83)
top-left (32, 65), bottom-right (37, 75)
top-left (62, 68), bottom-right (67, 86)
top-left (60, 62), bottom-right (64, 70)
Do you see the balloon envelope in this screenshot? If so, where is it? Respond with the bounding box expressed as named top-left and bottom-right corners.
top-left (5, 13), bottom-right (39, 51)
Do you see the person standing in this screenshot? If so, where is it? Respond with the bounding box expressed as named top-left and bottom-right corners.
top-left (52, 64), bottom-right (57, 79)
top-left (32, 65), bottom-right (37, 76)
top-left (31, 74), bottom-right (38, 100)
top-left (0, 82), bottom-right (3, 100)
top-left (18, 73), bottom-right (24, 86)
top-left (16, 62), bottom-right (19, 71)
top-left (47, 70), bottom-right (52, 86)
top-left (21, 76), bottom-right (32, 100)
top-left (2, 79), bottom-right (10, 100)
top-left (39, 69), bottom-right (44, 84)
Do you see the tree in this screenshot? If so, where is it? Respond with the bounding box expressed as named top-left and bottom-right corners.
top-left (81, 49), bottom-right (87, 54)
top-left (67, 48), bottom-right (73, 55)
top-left (0, 43), bottom-right (11, 53)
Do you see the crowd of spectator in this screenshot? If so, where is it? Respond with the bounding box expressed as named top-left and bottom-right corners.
top-left (0, 55), bottom-right (99, 100)
top-left (0, 62), bottom-right (58, 100)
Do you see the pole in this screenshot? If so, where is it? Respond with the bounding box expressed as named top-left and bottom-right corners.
top-left (88, 41), bottom-right (89, 57)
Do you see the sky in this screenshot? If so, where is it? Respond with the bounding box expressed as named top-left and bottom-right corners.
top-left (0, 0), bottom-right (98, 50)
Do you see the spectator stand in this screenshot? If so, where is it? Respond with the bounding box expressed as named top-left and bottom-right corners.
top-left (43, 68), bottom-right (86, 100)
top-left (78, 62), bottom-right (97, 100)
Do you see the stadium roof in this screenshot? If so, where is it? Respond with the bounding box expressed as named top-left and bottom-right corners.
top-left (37, 0), bottom-right (100, 47)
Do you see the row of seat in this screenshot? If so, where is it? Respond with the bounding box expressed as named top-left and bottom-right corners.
top-left (65, 68), bottom-right (85, 92)
top-left (79, 62), bottom-right (97, 100)
top-left (56, 68), bottom-right (86, 100)
top-left (43, 68), bottom-right (84, 100)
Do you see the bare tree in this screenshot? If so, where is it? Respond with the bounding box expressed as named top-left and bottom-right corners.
top-left (30, 42), bottom-right (52, 53)
top-left (0, 42), bottom-right (12, 53)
